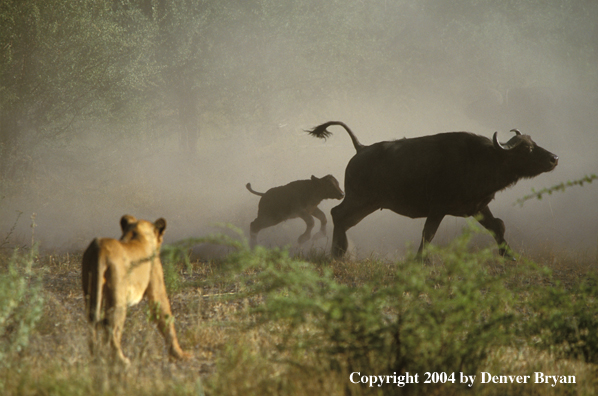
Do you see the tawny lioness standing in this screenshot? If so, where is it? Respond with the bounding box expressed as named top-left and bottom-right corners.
top-left (82, 215), bottom-right (190, 365)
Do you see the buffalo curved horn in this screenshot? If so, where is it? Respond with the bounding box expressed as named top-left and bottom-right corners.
top-left (493, 129), bottom-right (523, 151)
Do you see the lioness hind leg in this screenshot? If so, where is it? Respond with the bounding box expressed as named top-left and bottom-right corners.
top-left (105, 277), bottom-right (131, 365)
top-left (146, 261), bottom-right (190, 360)
top-left (88, 322), bottom-right (99, 358)
top-left (106, 304), bottom-right (130, 365)
top-left (89, 318), bottom-right (110, 359)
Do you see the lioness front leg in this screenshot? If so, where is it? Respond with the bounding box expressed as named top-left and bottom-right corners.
top-left (146, 261), bottom-right (190, 360)
top-left (311, 207), bottom-right (327, 240)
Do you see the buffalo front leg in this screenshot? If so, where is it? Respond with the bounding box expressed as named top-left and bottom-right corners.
top-left (297, 211), bottom-right (315, 245)
top-left (475, 206), bottom-right (514, 260)
top-left (330, 200), bottom-right (377, 258)
top-left (311, 207), bottom-right (328, 240)
top-left (146, 260), bottom-right (191, 360)
top-left (416, 214), bottom-right (445, 261)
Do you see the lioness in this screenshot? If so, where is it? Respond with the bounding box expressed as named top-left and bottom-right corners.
top-left (246, 175), bottom-right (344, 247)
top-left (82, 215), bottom-right (190, 365)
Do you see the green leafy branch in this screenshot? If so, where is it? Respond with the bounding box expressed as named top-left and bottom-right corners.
top-left (515, 174), bottom-right (597, 206)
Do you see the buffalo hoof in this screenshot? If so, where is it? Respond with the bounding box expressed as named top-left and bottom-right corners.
top-left (298, 234), bottom-right (311, 245)
top-left (313, 230), bottom-right (326, 240)
top-left (499, 248), bottom-right (517, 261)
top-left (414, 252), bottom-right (431, 265)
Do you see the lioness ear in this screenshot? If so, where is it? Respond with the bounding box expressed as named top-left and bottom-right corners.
top-left (120, 215), bottom-right (136, 232)
top-left (154, 218), bottom-right (167, 237)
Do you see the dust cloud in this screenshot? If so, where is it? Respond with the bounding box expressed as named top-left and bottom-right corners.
top-left (1, 1), bottom-right (597, 260)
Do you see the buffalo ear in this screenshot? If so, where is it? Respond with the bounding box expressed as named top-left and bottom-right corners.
top-left (154, 218), bottom-right (167, 237)
top-left (120, 215), bottom-right (136, 232)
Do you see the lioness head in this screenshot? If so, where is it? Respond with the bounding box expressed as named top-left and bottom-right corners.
top-left (119, 215), bottom-right (167, 248)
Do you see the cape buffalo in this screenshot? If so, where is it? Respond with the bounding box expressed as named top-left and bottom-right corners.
top-left (307, 121), bottom-right (558, 259)
top-left (247, 175), bottom-right (344, 248)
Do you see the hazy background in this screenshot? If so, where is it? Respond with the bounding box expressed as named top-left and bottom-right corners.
top-left (1, 0), bottom-right (597, 259)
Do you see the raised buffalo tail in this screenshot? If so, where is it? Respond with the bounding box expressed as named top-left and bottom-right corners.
top-left (305, 121), bottom-right (364, 152)
top-left (246, 183), bottom-right (265, 196)
top-left (82, 239), bottom-right (106, 324)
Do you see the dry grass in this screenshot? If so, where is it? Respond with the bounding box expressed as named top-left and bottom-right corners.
top-left (0, 246), bottom-right (597, 396)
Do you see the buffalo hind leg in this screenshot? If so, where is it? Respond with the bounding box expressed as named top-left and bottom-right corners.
top-left (417, 214), bottom-right (445, 262)
top-left (249, 215), bottom-right (282, 248)
top-left (311, 207), bottom-right (327, 240)
top-left (475, 206), bottom-right (514, 260)
top-left (297, 211), bottom-right (315, 245)
top-left (330, 200), bottom-right (378, 258)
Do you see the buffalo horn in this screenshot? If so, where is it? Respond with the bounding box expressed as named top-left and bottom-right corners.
top-left (493, 129), bottom-right (523, 151)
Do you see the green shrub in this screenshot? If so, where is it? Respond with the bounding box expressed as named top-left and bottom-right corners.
top-left (516, 173), bottom-right (597, 206)
top-left (0, 246), bottom-right (45, 368)
top-left (523, 272), bottom-right (598, 363)
top-left (205, 224), bottom-right (527, 394)
top-left (161, 224), bottom-right (248, 293)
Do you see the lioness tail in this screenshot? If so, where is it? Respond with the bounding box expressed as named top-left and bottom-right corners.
top-left (82, 239), bottom-right (107, 324)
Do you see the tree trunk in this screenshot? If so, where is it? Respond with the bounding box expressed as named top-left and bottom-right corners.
top-left (177, 88), bottom-right (200, 159)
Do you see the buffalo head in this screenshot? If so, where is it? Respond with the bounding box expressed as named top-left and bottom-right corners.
top-left (312, 174), bottom-right (345, 200)
top-left (493, 129), bottom-right (558, 179)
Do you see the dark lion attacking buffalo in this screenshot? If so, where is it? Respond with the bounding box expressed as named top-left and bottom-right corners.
top-left (307, 121), bottom-right (559, 259)
top-left (247, 175), bottom-right (345, 248)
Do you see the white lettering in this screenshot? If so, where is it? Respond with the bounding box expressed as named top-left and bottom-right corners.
top-left (568, 375), bottom-right (576, 384)
top-left (396, 375), bottom-right (405, 387)
top-left (534, 372), bottom-right (578, 386)
top-left (368, 375), bottom-right (377, 387)
top-left (535, 372), bottom-right (545, 383)
top-left (350, 372), bottom-right (360, 384)
top-left (406, 372), bottom-right (418, 383)
top-left (459, 372), bottom-right (476, 387)
top-left (517, 375), bottom-right (531, 383)
top-left (481, 372), bottom-right (491, 384)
